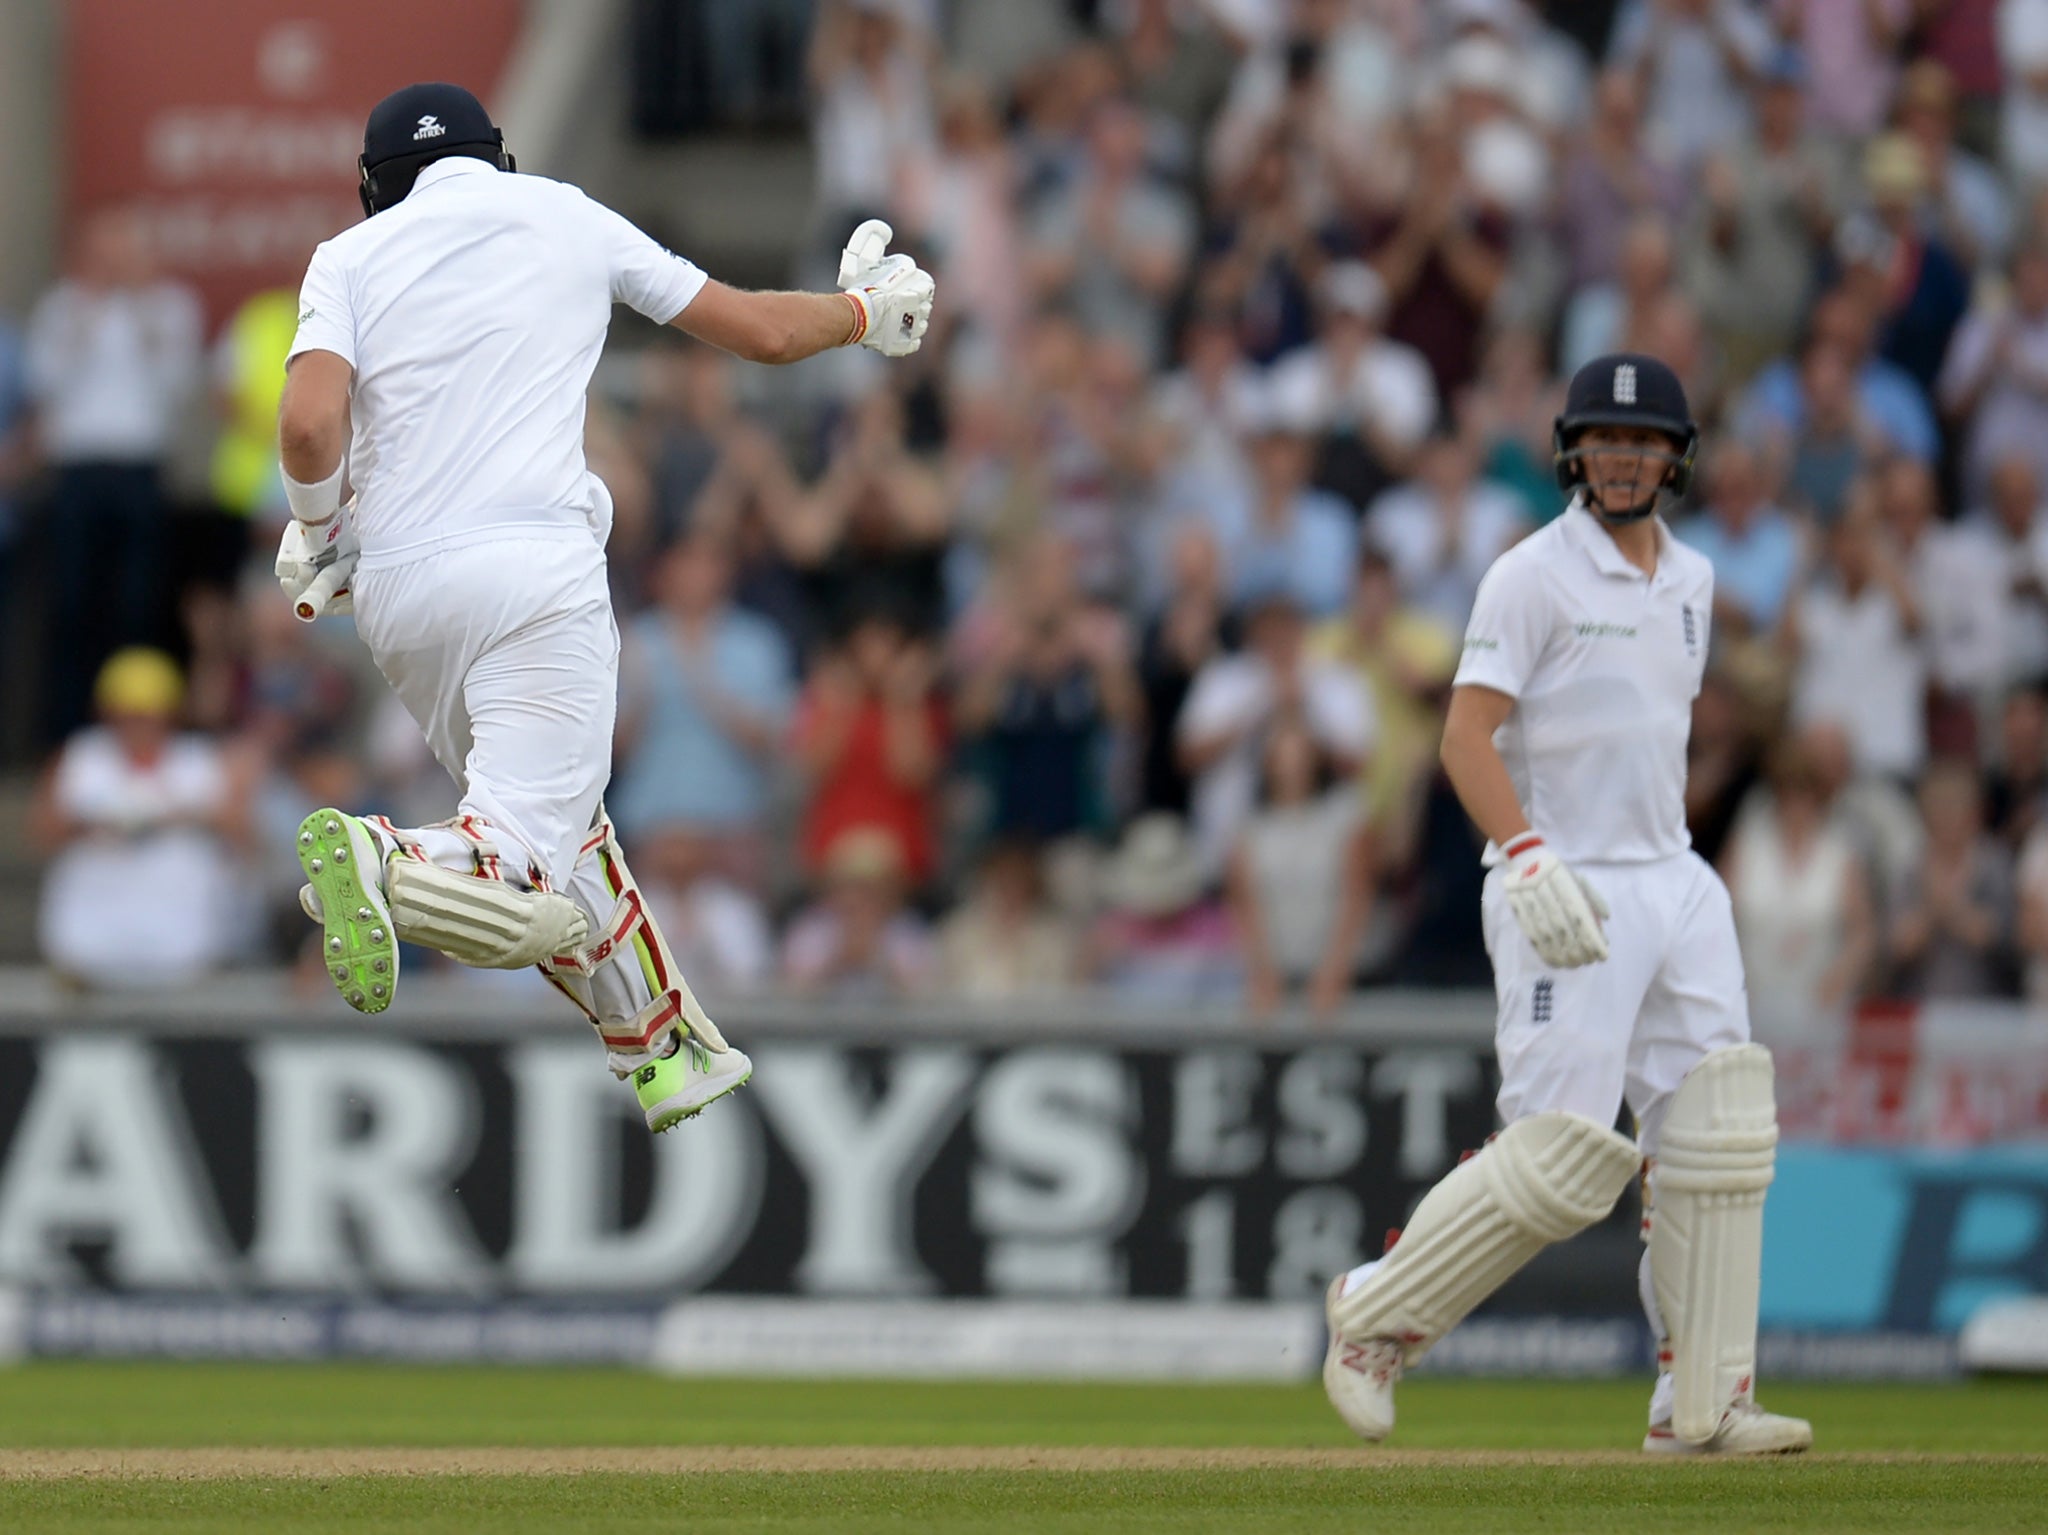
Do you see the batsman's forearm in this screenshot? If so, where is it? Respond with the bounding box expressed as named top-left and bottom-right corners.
top-left (277, 351), bottom-right (354, 487)
top-left (279, 422), bottom-right (346, 483)
top-left (765, 289), bottom-right (866, 362)
top-left (672, 282), bottom-right (863, 365)
top-left (1439, 725), bottom-right (1532, 850)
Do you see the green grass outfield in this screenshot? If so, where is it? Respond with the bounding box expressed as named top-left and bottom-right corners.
top-left (1, 1366), bottom-right (2044, 1533)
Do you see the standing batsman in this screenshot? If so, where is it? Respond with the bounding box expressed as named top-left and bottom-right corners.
top-left (273, 84), bottom-right (933, 1132)
top-left (1321, 355), bottom-right (1811, 1455)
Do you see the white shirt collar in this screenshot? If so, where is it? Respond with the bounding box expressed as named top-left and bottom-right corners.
top-left (411, 156), bottom-right (499, 194)
top-left (1560, 495), bottom-right (1673, 583)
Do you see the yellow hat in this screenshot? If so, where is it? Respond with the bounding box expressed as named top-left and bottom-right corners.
top-left (824, 824), bottom-right (907, 884)
top-left (1864, 134), bottom-right (1928, 202)
top-left (94, 647), bottom-right (185, 718)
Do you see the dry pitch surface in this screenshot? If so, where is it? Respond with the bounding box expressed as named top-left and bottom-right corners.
top-left (1, 1367), bottom-right (2042, 1532)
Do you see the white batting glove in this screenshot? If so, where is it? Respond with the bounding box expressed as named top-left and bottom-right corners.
top-left (837, 218), bottom-right (935, 359)
top-left (1500, 832), bottom-right (1610, 969)
top-left (275, 508), bottom-right (359, 621)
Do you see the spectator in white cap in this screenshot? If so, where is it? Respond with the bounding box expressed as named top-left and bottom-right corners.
top-left (1088, 811), bottom-right (1244, 1002)
top-left (1439, 32), bottom-right (1554, 224)
top-left (1267, 260), bottom-right (1438, 510)
top-left (1202, 364), bottom-right (1358, 618)
top-left (1432, 0), bottom-right (1589, 132)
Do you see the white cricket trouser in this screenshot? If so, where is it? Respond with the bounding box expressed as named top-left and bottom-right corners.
top-left (351, 528), bottom-right (616, 886)
top-left (1483, 847), bottom-right (1750, 1424)
top-left (352, 526), bottom-right (709, 1068)
top-left (1482, 849), bottom-right (1750, 1153)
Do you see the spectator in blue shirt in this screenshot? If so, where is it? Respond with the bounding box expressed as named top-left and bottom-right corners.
top-left (1733, 286), bottom-right (1939, 464)
top-left (1205, 370), bottom-right (1358, 618)
top-left (611, 533), bottom-right (797, 872)
top-left (1677, 440), bottom-right (1803, 639)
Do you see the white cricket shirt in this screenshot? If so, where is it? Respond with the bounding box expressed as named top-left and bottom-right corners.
top-left (288, 157), bottom-right (707, 561)
top-left (1453, 498), bottom-right (1714, 866)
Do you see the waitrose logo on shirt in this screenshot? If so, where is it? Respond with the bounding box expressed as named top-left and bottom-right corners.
top-left (1574, 622), bottom-right (1638, 639)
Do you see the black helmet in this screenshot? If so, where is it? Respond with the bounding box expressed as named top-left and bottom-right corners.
top-left (357, 83), bottom-right (514, 218)
top-left (1552, 353), bottom-right (1697, 518)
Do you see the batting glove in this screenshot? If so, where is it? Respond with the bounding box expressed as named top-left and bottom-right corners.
top-left (838, 218), bottom-right (935, 359)
top-left (275, 507), bottom-right (359, 621)
top-left (1500, 832), bottom-right (1610, 970)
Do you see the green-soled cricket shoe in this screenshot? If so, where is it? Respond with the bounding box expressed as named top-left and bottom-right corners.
top-left (633, 1036), bottom-right (753, 1133)
top-left (296, 807), bottom-right (398, 1013)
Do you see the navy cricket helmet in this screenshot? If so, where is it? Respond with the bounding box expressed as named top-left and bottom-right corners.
top-left (358, 83), bottom-right (514, 218)
top-left (1552, 353), bottom-right (1698, 514)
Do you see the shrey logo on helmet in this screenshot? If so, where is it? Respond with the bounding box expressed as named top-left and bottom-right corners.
top-left (358, 84), bottom-right (516, 218)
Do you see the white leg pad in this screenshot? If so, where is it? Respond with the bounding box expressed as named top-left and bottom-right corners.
top-left (387, 858), bottom-right (590, 969)
top-left (539, 813), bottom-right (731, 1066)
top-left (1330, 1111), bottom-right (1641, 1362)
top-left (1649, 1042), bottom-right (1778, 1445)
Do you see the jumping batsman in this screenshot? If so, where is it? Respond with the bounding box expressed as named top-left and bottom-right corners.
top-left (1321, 355), bottom-right (1811, 1455)
top-left (273, 84), bottom-right (933, 1131)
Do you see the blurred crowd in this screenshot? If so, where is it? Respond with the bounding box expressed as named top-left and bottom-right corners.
top-left (16, 0), bottom-right (2048, 1023)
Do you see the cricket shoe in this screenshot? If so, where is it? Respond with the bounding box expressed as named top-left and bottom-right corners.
top-left (297, 807), bottom-right (398, 1015)
top-left (1322, 1273), bottom-right (1403, 1441)
top-left (1644, 1402), bottom-right (1812, 1456)
top-left (633, 1034), bottom-right (753, 1134)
